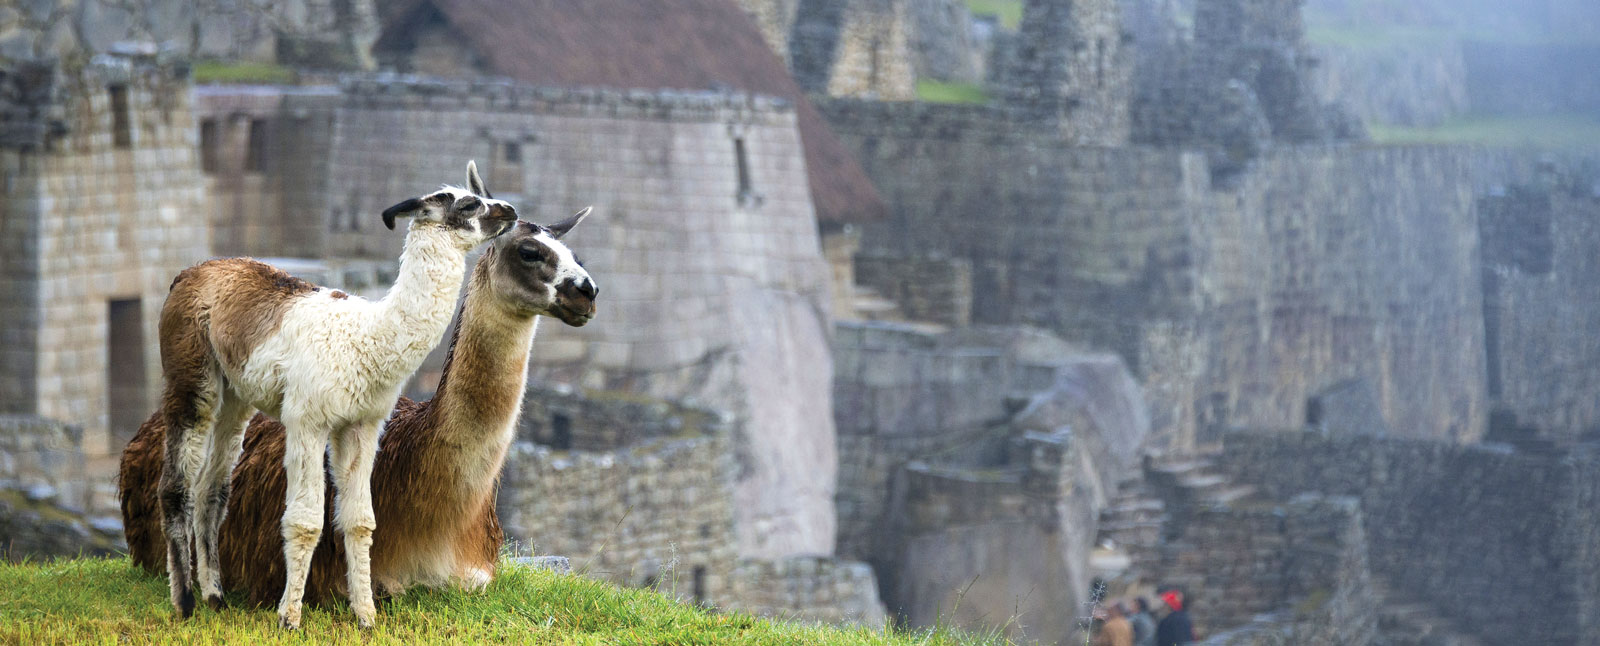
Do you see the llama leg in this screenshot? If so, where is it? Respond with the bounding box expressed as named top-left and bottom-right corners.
top-left (193, 393), bottom-right (252, 610)
top-left (157, 368), bottom-right (220, 619)
top-left (330, 419), bottom-right (381, 628)
top-left (276, 410), bottom-right (329, 631)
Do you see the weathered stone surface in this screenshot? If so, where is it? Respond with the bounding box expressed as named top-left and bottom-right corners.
top-left (726, 556), bottom-right (887, 627)
top-left (821, 99), bottom-right (1490, 449)
top-left (1218, 429), bottom-right (1600, 645)
top-left (998, 0), bottom-right (1132, 145)
top-left (833, 320), bottom-right (1149, 644)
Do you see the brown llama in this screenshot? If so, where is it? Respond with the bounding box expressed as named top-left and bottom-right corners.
top-left (120, 212), bottom-right (595, 609)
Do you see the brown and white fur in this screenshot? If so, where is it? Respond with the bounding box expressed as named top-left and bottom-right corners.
top-left (154, 163), bottom-right (576, 629)
top-left (121, 214), bottom-right (596, 608)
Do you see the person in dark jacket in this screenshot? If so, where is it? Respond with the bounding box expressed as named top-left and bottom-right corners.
top-left (1129, 597), bottom-right (1158, 646)
top-left (1155, 590), bottom-right (1195, 646)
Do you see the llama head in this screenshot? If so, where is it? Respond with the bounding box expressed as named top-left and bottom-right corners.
top-left (485, 212), bottom-right (597, 326)
top-left (379, 161), bottom-right (519, 250)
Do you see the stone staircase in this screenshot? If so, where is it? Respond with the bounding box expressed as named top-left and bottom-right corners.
top-left (849, 285), bottom-right (904, 322)
top-left (1370, 582), bottom-right (1485, 646)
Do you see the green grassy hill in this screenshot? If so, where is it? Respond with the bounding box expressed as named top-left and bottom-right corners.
top-left (0, 557), bottom-right (999, 645)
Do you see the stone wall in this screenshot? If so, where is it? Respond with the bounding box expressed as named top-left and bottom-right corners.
top-left (517, 384), bottom-right (728, 453)
top-left (1479, 177), bottom-right (1600, 442)
top-left (1308, 41), bottom-right (1468, 127)
top-left (725, 557), bottom-right (888, 627)
top-left (832, 321), bottom-right (1149, 643)
top-left (497, 395), bottom-right (740, 603)
top-left (0, 0), bottom-right (377, 68)
top-left (1218, 429), bottom-right (1600, 644)
top-left (789, 0), bottom-right (918, 100)
top-left (832, 322), bottom-right (1075, 559)
top-left (999, 0), bottom-right (1132, 145)
top-left (852, 253), bottom-right (973, 327)
top-left (270, 77), bottom-right (842, 561)
top-left (4, 56), bottom-right (210, 462)
top-left (498, 386), bottom-right (886, 624)
top-left (0, 415), bottom-right (124, 560)
top-left (1162, 495), bottom-right (1374, 642)
top-left (907, 0), bottom-right (984, 83)
top-left (1129, 0), bottom-right (1363, 176)
top-left (821, 97), bottom-right (1490, 448)
top-left (193, 85), bottom-right (340, 258)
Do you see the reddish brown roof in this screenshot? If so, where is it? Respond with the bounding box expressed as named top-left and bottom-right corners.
top-left (376, 0), bottom-right (884, 224)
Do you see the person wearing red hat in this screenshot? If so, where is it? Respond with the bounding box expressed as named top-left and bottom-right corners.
top-left (1155, 589), bottom-right (1195, 646)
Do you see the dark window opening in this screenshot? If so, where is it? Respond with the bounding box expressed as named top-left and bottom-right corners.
top-left (245, 118), bottom-right (269, 173)
top-left (734, 137), bottom-right (752, 202)
top-left (1305, 398), bottom-right (1324, 427)
top-left (869, 37), bottom-right (882, 89)
top-left (109, 84), bottom-right (131, 148)
top-left (1096, 38), bottom-right (1108, 88)
top-left (492, 140), bottom-right (526, 194)
top-left (108, 299), bottom-right (146, 448)
top-left (199, 118), bottom-right (219, 173)
top-left (551, 412), bottom-right (573, 450)
top-left (691, 565), bottom-right (707, 602)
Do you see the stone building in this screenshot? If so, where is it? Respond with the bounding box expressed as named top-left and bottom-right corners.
top-left (0, 0), bottom-right (378, 69)
top-left (0, 53), bottom-right (209, 477)
top-left (499, 383), bottom-right (887, 626)
top-left (999, 0), bottom-right (1133, 145)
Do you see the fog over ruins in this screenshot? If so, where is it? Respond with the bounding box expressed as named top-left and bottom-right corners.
top-left (2, 0), bottom-right (1599, 643)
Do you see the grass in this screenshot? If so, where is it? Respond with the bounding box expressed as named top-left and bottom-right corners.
top-left (0, 557), bottom-right (1003, 645)
top-left (192, 60), bottom-right (297, 85)
top-left (1368, 114), bottom-right (1600, 150)
top-left (964, 0), bottom-right (1022, 30)
top-left (915, 80), bottom-right (992, 105)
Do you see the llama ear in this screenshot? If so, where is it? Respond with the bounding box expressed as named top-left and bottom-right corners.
top-left (466, 160), bottom-right (492, 199)
top-left (381, 197), bottom-right (424, 230)
top-left (546, 206), bottom-right (592, 239)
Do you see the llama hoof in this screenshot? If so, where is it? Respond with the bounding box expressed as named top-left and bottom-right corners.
top-left (354, 605), bottom-right (376, 629)
top-left (278, 612), bottom-right (301, 631)
top-left (176, 592), bottom-right (196, 619)
top-left (205, 594), bottom-right (225, 611)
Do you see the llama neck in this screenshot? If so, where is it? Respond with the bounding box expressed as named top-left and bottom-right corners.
top-left (431, 266), bottom-right (539, 445)
top-left (375, 229), bottom-right (470, 355)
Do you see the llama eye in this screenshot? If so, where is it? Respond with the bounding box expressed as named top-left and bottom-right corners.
top-left (519, 247), bottom-right (545, 263)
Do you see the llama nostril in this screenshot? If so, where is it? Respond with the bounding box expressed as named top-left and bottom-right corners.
top-left (578, 278), bottom-right (597, 299)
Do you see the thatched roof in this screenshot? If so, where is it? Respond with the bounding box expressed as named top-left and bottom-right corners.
top-left (375, 0), bottom-right (885, 224)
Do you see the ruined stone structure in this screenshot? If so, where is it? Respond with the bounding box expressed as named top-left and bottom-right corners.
top-left (1129, 0), bottom-right (1362, 177)
top-left (497, 384), bottom-right (886, 627)
top-left (821, 99), bottom-right (1489, 450)
top-left (999, 0), bottom-right (1132, 145)
top-left (1217, 429), bottom-right (1600, 645)
top-left (1479, 171), bottom-right (1600, 443)
top-left (832, 322), bottom-right (1150, 642)
top-left (789, 0), bottom-right (917, 100)
top-left (0, 0), bottom-right (377, 69)
top-left (0, 54), bottom-right (209, 466)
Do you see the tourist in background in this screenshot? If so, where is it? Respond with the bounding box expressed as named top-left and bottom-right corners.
top-left (1094, 601), bottom-right (1134, 646)
top-left (1155, 590), bottom-right (1195, 646)
top-left (1129, 597), bottom-right (1157, 646)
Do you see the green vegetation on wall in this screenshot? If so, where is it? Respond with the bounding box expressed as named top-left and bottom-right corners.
top-left (192, 60), bottom-right (297, 85)
top-left (916, 80), bottom-right (992, 105)
top-left (1368, 114), bottom-right (1600, 149)
top-left (965, 0), bottom-right (1022, 30)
